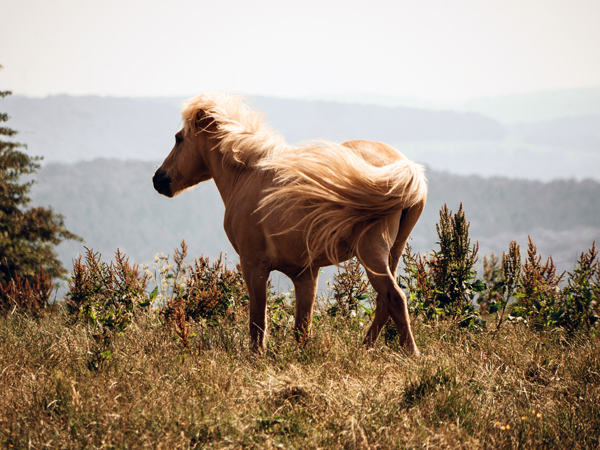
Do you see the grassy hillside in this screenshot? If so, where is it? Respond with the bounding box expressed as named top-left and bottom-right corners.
top-left (2, 302), bottom-right (599, 448)
top-left (3, 90), bottom-right (600, 449)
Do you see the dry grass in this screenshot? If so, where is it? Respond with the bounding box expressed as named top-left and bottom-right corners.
top-left (1, 304), bottom-right (599, 449)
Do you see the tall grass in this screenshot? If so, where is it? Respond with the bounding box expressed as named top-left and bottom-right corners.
top-left (1, 306), bottom-right (599, 448)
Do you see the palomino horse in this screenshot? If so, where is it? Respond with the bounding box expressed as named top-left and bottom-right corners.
top-left (153, 93), bottom-right (427, 355)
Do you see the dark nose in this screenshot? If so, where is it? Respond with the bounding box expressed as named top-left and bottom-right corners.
top-left (153, 169), bottom-right (173, 197)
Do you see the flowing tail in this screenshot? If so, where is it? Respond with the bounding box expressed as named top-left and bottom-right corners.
top-left (257, 142), bottom-right (428, 266)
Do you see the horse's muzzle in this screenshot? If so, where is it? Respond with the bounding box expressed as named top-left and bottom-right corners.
top-left (153, 169), bottom-right (173, 197)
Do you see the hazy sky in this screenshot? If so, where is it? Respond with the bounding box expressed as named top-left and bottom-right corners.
top-left (1, 0), bottom-right (599, 102)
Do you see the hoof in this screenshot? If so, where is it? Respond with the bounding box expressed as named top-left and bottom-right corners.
top-left (250, 342), bottom-right (266, 354)
top-left (362, 337), bottom-right (376, 349)
top-left (403, 344), bottom-right (420, 357)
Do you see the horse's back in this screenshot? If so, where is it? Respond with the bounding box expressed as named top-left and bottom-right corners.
top-left (228, 139), bottom-right (424, 272)
top-left (341, 140), bottom-right (408, 168)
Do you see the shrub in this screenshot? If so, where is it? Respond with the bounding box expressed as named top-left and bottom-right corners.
top-left (467, 236), bottom-right (600, 335)
top-left (147, 241), bottom-right (248, 352)
top-left (66, 247), bottom-right (150, 370)
top-left (185, 255), bottom-right (247, 322)
top-left (511, 237), bottom-right (564, 330)
top-left (155, 241), bottom-right (248, 325)
top-left (479, 241), bottom-right (522, 330)
top-left (0, 270), bottom-right (54, 316)
top-left (478, 253), bottom-right (503, 315)
top-left (495, 241), bottom-right (522, 329)
top-left (327, 258), bottom-right (371, 318)
top-left (67, 248), bottom-right (150, 324)
top-left (400, 203), bottom-right (486, 327)
top-left (554, 242), bottom-right (599, 332)
top-left (485, 238), bottom-right (599, 334)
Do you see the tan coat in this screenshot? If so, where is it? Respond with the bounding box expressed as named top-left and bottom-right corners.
top-left (153, 93), bottom-right (427, 355)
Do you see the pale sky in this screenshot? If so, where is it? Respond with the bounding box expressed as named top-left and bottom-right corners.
top-left (1, 0), bottom-right (599, 103)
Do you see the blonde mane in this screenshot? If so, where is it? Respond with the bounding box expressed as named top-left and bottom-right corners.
top-left (181, 92), bottom-right (287, 168)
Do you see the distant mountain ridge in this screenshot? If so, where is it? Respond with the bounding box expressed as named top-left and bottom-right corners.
top-left (312, 87), bottom-right (600, 125)
top-left (3, 95), bottom-right (181, 162)
top-left (250, 96), bottom-right (505, 144)
top-left (3, 93), bottom-right (598, 182)
top-left (4, 94), bottom-right (505, 164)
top-left (509, 114), bottom-right (600, 153)
top-left (460, 87), bottom-right (600, 125)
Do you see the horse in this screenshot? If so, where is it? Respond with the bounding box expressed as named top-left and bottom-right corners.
top-left (153, 92), bottom-right (427, 355)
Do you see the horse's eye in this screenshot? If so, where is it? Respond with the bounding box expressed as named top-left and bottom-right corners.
top-left (175, 135), bottom-right (183, 144)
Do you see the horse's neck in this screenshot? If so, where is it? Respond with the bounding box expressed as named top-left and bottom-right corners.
top-left (205, 143), bottom-right (242, 206)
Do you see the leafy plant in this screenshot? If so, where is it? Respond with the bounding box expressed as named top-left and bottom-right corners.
top-left (556, 242), bottom-right (599, 332)
top-left (268, 290), bottom-right (295, 340)
top-left (327, 258), bottom-right (371, 318)
top-left (155, 241), bottom-right (248, 325)
top-left (494, 241), bottom-right (522, 329)
top-left (185, 254), bottom-right (248, 322)
top-left (478, 253), bottom-right (503, 314)
top-left (478, 242), bottom-right (522, 330)
top-left (511, 237), bottom-right (564, 330)
top-left (66, 247), bottom-right (150, 370)
top-left (478, 239), bottom-right (600, 334)
top-left (400, 204), bottom-right (486, 327)
top-left (147, 241), bottom-right (249, 353)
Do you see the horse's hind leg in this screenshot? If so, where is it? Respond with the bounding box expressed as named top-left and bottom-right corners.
top-left (289, 269), bottom-right (319, 346)
top-left (363, 239), bottom-right (406, 344)
top-left (240, 259), bottom-right (270, 353)
top-left (358, 208), bottom-right (423, 355)
top-left (389, 200), bottom-right (426, 275)
top-left (362, 264), bottom-right (419, 355)
top-left (361, 216), bottom-right (412, 346)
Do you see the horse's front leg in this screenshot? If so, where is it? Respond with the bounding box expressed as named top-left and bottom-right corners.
top-left (240, 259), bottom-right (270, 353)
top-left (289, 269), bottom-right (319, 346)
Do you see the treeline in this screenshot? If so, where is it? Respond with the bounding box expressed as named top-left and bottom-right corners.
top-left (426, 172), bottom-right (600, 236)
top-left (30, 159), bottom-right (600, 273)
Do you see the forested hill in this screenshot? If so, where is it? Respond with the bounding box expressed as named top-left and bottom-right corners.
top-left (30, 159), bottom-right (600, 275)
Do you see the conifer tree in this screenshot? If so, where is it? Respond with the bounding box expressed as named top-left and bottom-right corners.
top-left (0, 66), bottom-right (81, 283)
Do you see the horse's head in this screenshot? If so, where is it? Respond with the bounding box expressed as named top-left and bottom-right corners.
top-left (153, 113), bottom-right (215, 198)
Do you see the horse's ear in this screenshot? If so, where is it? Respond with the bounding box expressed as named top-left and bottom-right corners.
top-left (195, 110), bottom-right (215, 131)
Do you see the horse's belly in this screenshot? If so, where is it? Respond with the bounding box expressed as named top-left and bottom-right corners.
top-left (266, 229), bottom-right (353, 272)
